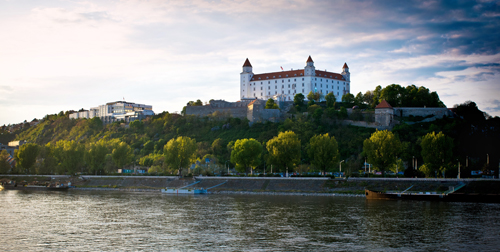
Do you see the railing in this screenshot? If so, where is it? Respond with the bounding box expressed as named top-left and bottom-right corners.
top-left (195, 176), bottom-right (330, 180)
top-left (348, 177), bottom-right (499, 182)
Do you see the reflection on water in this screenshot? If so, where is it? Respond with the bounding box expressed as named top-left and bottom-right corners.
top-left (1, 190), bottom-right (499, 251)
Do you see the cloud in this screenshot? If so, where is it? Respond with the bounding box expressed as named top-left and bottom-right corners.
top-left (484, 99), bottom-right (500, 113)
top-left (0, 0), bottom-right (499, 124)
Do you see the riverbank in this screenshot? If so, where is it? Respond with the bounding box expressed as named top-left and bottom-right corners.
top-left (3, 175), bottom-right (500, 196)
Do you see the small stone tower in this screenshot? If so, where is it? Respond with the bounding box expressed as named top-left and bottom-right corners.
top-left (240, 58), bottom-right (254, 99)
top-left (304, 55), bottom-right (315, 76)
top-left (341, 62), bottom-right (350, 82)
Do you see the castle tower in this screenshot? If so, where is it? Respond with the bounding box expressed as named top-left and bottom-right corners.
top-left (304, 55), bottom-right (315, 76)
top-left (341, 62), bottom-right (350, 82)
top-left (240, 58), bottom-right (254, 99)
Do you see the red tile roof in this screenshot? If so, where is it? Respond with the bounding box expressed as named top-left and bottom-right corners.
top-left (243, 58), bottom-right (252, 67)
top-left (247, 99), bottom-right (258, 106)
top-left (343, 62), bottom-right (348, 69)
top-left (375, 100), bottom-right (393, 109)
top-left (251, 69), bottom-right (345, 81)
top-left (306, 55), bottom-right (314, 63)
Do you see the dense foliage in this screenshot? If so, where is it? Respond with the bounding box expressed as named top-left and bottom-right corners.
top-left (2, 85), bottom-right (498, 178)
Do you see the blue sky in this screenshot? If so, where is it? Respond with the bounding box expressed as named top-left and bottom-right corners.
top-left (1, 0), bottom-right (499, 125)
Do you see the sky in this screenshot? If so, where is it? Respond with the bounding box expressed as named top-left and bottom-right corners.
top-left (1, 0), bottom-right (499, 125)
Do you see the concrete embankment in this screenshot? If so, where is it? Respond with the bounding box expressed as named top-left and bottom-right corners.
top-left (3, 175), bottom-right (500, 196)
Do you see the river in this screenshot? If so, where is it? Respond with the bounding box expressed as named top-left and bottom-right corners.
top-left (1, 190), bottom-right (499, 251)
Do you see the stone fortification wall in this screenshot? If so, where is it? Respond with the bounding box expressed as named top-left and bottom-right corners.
top-left (342, 120), bottom-right (391, 130)
top-left (247, 99), bottom-right (281, 122)
top-left (375, 108), bottom-right (394, 126)
top-left (185, 100), bottom-right (250, 119)
top-left (393, 107), bottom-right (452, 118)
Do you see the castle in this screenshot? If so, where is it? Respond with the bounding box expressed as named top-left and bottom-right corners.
top-left (240, 56), bottom-right (350, 102)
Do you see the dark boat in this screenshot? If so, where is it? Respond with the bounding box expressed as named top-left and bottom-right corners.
top-left (0, 183), bottom-right (69, 191)
top-left (365, 188), bottom-right (500, 203)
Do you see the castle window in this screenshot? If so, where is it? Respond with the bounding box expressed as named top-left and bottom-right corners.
top-left (288, 84), bottom-right (290, 88)
top-left (302, 83), bottom-right (304, 87)
top-left (327, 85), bottom-right (328, 88)
top-left (302, 78), bottom-right (304, 81)
top-left (337, 92), bottom-right (339, 96)
top-left (286, 75), bottom-right (288, 77)
top-left (282, 85), bottom-right (284, 88)
top-left (269, 92), bottom-right (270, 95)
top-left (335, 76), bottom-right (337, 79)
top-left (275, 91), bottom-right (277, 94)
top-left (275, 86), bottom-right (277, 89)
top-left (275, 81), bottom-right (277, 83)
top-left (267, 77), bottom-right (269, 79)
top-left (337, 81), bottom-right (339, 84)
top-left (282, 80), bottom-right (284, 83)
top-left (273, 76), bottom-right (275, 78)
top-left (254, 93), bottom-right (256, 97)
top-left (315, 84), bottom-right (317, 87)
top-left (261, 82), bottom-right (262, 84)
top-left (337, 87), bottom-right (339, 90)
top-left (282, 91), bottom-right (284, 94)
top-left (253, 88), bottom-right (255, 91)
top-left (315, 78), bottom-right (317, 80)
top-left (321, 84), bottom-right (322, 87)
top-left (288, 79), bottom-right (290, 82)
top-left (261, 92), bottom-right (263, 96)
top-left (300, 73), bottom-right (303, 76)
top-left (302, 89), bottom-right (304, 92)
top-left (294, 79), bottom-right (296, 81)
top-left (294, 74), bottom-right (297, 76)
top-left (260, 87), bottom-right (262, 90)
top-left (288, 90), bottom-right (290, 94)
top-left (268, 81), bottom-right (270, 84)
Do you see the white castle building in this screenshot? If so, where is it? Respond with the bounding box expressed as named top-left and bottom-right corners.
top-left (240, 56), bottom-right (350, 102)
top-left (69, 101), bottom-right (154, 123)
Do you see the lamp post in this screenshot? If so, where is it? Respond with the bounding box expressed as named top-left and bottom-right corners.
top-left (339, 160), bottom-right (345, 177)
top-left (458, 160), bottom-right (461, 179)
top-left (225, 160), bottom-right (229, 176)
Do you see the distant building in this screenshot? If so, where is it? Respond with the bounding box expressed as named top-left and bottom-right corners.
top-left (8, 140), bottom-right (26, 147)
top-left (1, 143), bottom-right (18, 156)
top-left (240, 56), bottom-right (350, 102)
top-left (69, 101), bottom-right (154, 124)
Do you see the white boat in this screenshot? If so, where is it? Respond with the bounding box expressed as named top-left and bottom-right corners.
top-left (161, 188), bottom-right (207, 194)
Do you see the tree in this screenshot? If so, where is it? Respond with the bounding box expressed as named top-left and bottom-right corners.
top-left (53, 140), bottom-right (85, 175)
top-left (294, 93), bottom-right (305, 107)
top-left (112, 142), bottom-right (134, 170)
top-left (307, 91), bottom-right (322, 102)
top-left (325, 92), bottom-right (336, 108)
top-left (230, 138), bottom-right (262, 175)
top-left (212, 138), bottom-right (228, 163)
top-left (85, 140), bottom-right (109, 174)
top-left (363, 130), bottom-right (402, 173)
top-left (164, 136), bottom-right (197, 176)
top-left (15, 143), bottom-right (40, 174)
top-left (36, 143), bottom-right (56, 175)
top-left (266, 131), bottom-right (301, 173)
top-left (0, 150), bottom-right (11, 174)
top-left (341, 93), bottom-right (356, 107)
top-left (307, 134), bottom-right (339, 175)
top-left (363, 90), bottom-right (374, 106)
top-left (265, 98), bottom-right (279, 109)
top-left (194, 99), bottom-right (203, 106)
top-left (355, 92), bottom-right (364, 107)
top-left (420, 131), bottom-right (453, 177)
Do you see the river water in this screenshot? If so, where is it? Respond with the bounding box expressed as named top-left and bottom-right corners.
top-left (1, 190), bottom-right (499, 251)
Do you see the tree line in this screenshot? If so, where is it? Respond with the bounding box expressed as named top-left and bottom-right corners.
top-left (1, 85), bottom-right (498, 177)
